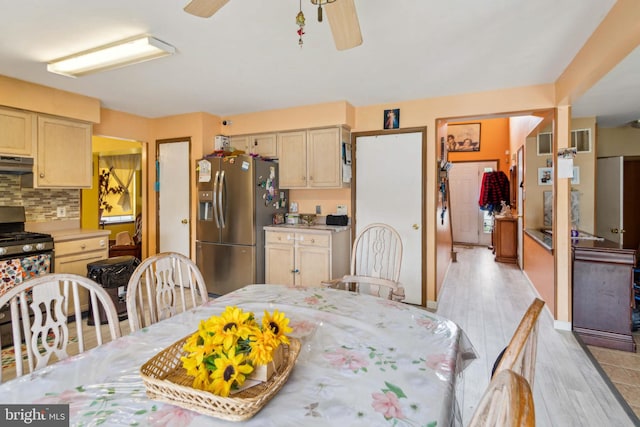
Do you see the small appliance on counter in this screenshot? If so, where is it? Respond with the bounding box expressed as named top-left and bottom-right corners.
top-left (286, 213), bottom-right (299, 225)
top-left (326, 214), bottom-right (349, 226)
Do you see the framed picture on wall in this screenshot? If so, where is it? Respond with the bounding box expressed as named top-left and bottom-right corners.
top-left (447, 123), bottom-right (481, 151)
top-left (383, 109), bottom-right (400, 129)
top-left (538, 167), bottom-right (553, 185)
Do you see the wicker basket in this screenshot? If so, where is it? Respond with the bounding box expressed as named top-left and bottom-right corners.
top-left (140, 334), bottom-right (301, 421)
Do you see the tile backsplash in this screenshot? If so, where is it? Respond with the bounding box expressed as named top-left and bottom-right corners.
top-left (0, 175), bottom-right (80, 222)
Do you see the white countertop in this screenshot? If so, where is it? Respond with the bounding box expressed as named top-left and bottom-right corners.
top-left (25, 221), bottom-right (111, 241)
top-left (264, 224), bottom-right (350, 233)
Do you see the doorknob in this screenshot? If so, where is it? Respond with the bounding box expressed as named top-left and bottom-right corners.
top-left (181, 219), bottom-right (188, 224)
top-left (610, 228), bottom-right (619, 234)
top-left (412, 224), bottom-right (419, 230)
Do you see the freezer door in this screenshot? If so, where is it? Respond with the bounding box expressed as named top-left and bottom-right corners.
top-left (220, 157), bottom-right (255, 245)
top-left (196, 241), bottom-right (256, 295)
top-left (196, 158), bottom-right (221, 243)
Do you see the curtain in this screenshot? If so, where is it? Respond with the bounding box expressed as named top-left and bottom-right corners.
top-left (99, 154), bottom-right (141, 212)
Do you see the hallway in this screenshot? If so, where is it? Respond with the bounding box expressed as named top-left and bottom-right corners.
top-left (436, 245), bottom-right (637, 426)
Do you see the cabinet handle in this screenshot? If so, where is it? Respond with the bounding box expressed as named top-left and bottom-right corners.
top-left (310, 239), bottom-right (315, 243)
top-left (80, 244), bottom-right (86, 250)
top-left (291, 269), bottom-right (300, 274)
top-left (99, 240), bottom-right (106, 247)
top-left (39, 173), bottom-right (45, 178)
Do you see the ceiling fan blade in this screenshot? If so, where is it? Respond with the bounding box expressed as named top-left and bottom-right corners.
top-left (325, 0), bottom-right (363, 51)
top-left (183, 0), bottom-right (230, 18)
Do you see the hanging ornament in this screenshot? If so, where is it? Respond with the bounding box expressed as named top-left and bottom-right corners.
top-left (296, 1), bottom-right (306, 47)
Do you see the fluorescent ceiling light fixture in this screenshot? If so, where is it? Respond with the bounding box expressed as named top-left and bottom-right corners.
top-left (47, 36), bottom-right (175, 77)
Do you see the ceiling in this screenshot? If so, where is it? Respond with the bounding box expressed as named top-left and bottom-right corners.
top-left (0, 0), bottom-right (637, 127)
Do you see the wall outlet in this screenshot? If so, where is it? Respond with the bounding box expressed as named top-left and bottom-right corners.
top-left (56, 206), bottom-right (66, 218)
top-left (315, 205), bottom-right (322, 214)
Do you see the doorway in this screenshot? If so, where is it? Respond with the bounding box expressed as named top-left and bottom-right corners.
top-left (353, 128), bottom-right (426, 306)
top-left (157, 139), bottom-right (191, 256)
top-left (448, 160), bottom-right (497, 246)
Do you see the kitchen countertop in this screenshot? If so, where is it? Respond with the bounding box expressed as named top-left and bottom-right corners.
top-left (264, 224), bottom-right (350, 233)
top-left (25, 220), bottom-right (110, 242)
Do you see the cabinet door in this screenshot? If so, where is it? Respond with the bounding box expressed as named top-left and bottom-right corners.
top-left (308, 127), bottom-right (341, 188)
top-left (278, 131), bottom-right (307, 188)
top-left (265, 244), bottom-right (295, 285)
top-left (0, 107), bottom-right (35, 156)
top-left (296, 246), bottom-right (330, 287)
top-left (55, 250), bottom-right (108, 312)
top-left (249, 133), bottom-right (277, 157)
top-left (36, 115), bottom-right (92, 188)
top-left (230, 135), bottom-right (250, 153)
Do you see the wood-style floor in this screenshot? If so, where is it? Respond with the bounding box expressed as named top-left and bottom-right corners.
top-left (436, 245), bottom-right (638, 426)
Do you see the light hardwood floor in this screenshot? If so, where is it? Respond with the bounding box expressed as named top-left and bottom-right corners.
top-left (437, 245), bottom-right (638, 426)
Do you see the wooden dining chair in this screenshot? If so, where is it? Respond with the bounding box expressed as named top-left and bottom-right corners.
top-left (0, 273), bottom-right (122, 383)
top-left (322, 223), bottom-right (405, 301)
top-left (468, 369), bottom-right (535, 427)
top-left (126, 252), bottom-right (208, 332)
top-left (492, 298), bottom-right (545, 388)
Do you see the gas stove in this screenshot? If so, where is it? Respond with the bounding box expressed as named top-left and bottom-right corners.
top-left (0, 206), bottom-right (54, 259)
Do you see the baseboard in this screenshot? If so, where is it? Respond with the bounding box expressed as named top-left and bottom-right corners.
top-left (553, 320), bottom-right (572, 331)
top-left (426, 300), bottom-right (438, 310)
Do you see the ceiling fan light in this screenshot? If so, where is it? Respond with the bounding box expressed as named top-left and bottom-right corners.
top-left (47, 36), bottom-right (175, 78)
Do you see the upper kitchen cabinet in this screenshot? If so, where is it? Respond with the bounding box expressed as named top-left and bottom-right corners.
top-left (278, 126), bottom-right (350, 189)
top-left (231, 133), bottom-right (277, 158)
top-left (34, 115), bottom-right (92, 188)
top-left (0, 106), bottom-right (36, 156)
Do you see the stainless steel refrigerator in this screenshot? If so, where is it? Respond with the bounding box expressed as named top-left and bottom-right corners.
top-left (195, 155), bottom-right (287, 295)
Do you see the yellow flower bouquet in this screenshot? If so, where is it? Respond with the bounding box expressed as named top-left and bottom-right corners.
top-left (180, 306), bottom-right (292, 397)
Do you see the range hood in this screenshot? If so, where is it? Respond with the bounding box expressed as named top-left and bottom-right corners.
top-left (0, 155), bottom-right (34, 175)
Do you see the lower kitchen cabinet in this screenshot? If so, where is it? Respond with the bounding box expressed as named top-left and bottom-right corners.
top-left (53, 231), bottom-right (110, 312)
top-left (264, 227), bottom-right (350, 287)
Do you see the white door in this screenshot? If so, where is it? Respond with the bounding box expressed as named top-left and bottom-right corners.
top-left (355, 132), bottom-right (423, 305)
top-left (158, 140), bottom-right (191, 256)
top-left (596, 157), bottom-right (623, 244)
top-left (449, 161), bottom-right (496, 245)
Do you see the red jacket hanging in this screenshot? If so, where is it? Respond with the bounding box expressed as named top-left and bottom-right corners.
top-left (479, 171), bottom-right (509, 211)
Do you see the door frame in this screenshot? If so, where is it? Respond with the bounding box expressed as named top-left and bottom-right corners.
top-left (156, 137), bottom-right (192, 256)
top-left (351, 127), bottom-right (427, 307)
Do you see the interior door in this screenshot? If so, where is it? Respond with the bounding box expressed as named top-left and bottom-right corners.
top-left (355, 131), bottom-right (423, 305)
top-left (158, 140), bottom-right (191, 256)
top-left (449, 161), bottom-right (497, 245)
top-left (596, 157), bottom-right (623, 244)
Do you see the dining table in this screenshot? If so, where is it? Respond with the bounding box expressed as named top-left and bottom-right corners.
top-left (0, 284), bottom-right (476, 426)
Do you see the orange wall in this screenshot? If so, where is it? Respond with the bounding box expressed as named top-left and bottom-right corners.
top-left (523, 234), bottom-right (556, 316)
top-left (447, 118), bottom-right (511, 175)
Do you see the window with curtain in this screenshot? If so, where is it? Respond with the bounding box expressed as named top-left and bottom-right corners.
top-left (99, 153), bottom-right (141, 223)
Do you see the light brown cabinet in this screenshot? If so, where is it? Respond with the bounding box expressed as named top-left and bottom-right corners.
top-left (0, 106), bottom-right (36, 156)
top-left (231, 133), bottom-right (277, 158)
top-left (278, 127), bottom-right (350, 189)
top-left (33, 115), bottom-right (92, 188)
top-left (54, 233), bottom-right (109, 312)
top-left (493, 215), bottom-right (517, 263)
top-left (264, 227), bottom-right (350, 287)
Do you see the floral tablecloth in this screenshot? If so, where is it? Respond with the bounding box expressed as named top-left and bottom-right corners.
top-left (0, 285), bottom-right (476, 426)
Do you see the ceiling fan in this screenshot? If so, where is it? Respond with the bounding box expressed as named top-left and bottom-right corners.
top-left (183, 0), bottom-right (363, 51)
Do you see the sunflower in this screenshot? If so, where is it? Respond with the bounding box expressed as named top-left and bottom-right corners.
top-left (208, 347), bottom-right (254, 397)
top-left (205, 306), bottom-right (255, 350)
top-left (248, 329), bottom-right (279, 366)
top-left (262, 309), bottom-right (293, 346)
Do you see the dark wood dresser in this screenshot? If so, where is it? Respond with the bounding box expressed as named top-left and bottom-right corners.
top-left (572, 238), bottom-right (637, 352)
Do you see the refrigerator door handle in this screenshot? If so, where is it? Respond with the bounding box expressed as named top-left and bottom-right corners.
top-left (212, 170), bottom-right (221, 227)
top-left (218, 170), bottom-right (226, 228)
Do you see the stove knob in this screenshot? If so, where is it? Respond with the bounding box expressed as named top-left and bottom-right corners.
top-left (36, 243), bottom-right (46, 250)
top-left (0, 247), bottom-right (6, 256)
top-left (22, 244), bottom-right (33, 252)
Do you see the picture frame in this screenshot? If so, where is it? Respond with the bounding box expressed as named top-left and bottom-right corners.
top-left (447, 123), bottom-right (481, 151)
top-left (537, 167), bottom-right (553, 185)
top-left (383, 108), bottom-right (400, 129)
top-left (571, 166), bottom-right (580, 185)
